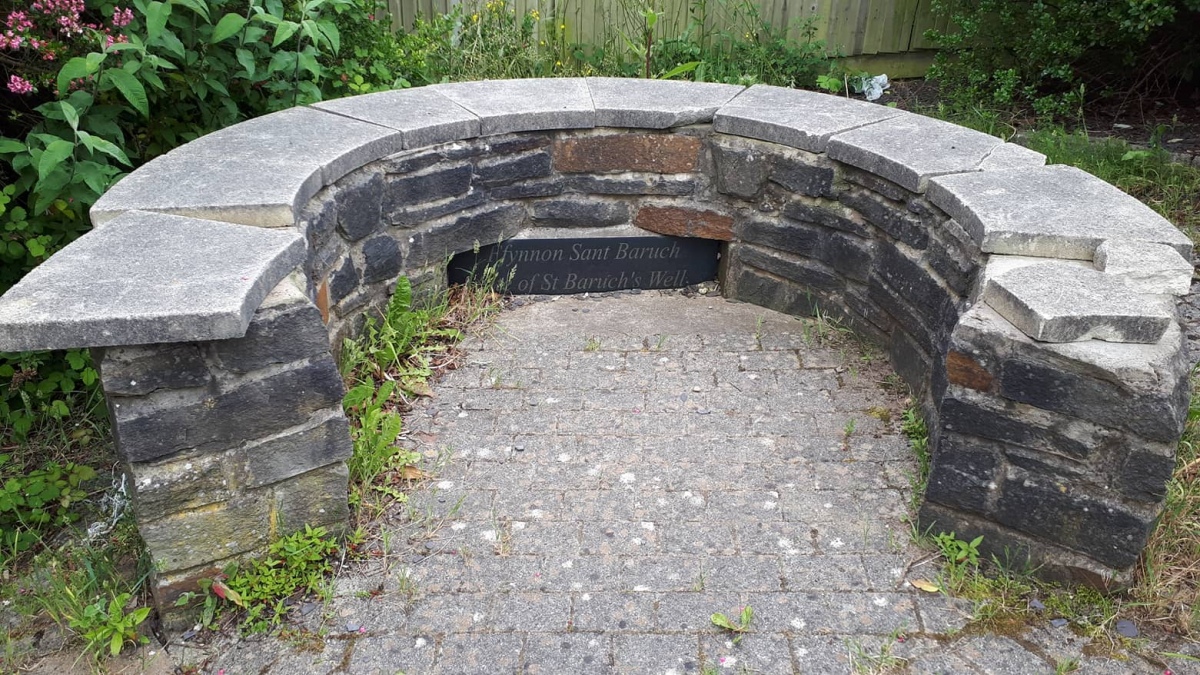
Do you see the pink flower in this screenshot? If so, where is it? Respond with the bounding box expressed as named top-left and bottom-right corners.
top-left (112, 7), bottom-right (133, 27)
top-left (7, 75), bottom-right (34, 94)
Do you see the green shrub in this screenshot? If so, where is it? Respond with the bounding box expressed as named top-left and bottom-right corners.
top-left (927, 0), bottom-right (1200, 118)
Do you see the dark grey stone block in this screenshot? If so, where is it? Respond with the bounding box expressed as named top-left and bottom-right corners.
top-left (98, 344), bottom-right (212, 396)
top-left (839, 189), bottom-right (928, 250)
top-left (875, 243), bottom-right (954, 327)
top-left (713, 143), bottom-right (768, 199)
top-left (242, 411), bottom-right (352, 488)
top-left (329, 256), bottom-right (360, 304)
top-left (993, 468), bottom-right (1154, 568)
top-left (939, 394), bottom-right (1092, 460)
top-left (818, 231), bottom-right (873, 282)
top-left (867, 275), bottom-right (936, 353)
top-left (735, 244), bottom-right (844, 292)
top-left (770, 155), bottom-right (834, 198)
top-left (475, 152), bottom-right (553, 187)
top-left (998, 357), bottom-right (1187, 443)
top-left (388, 190), bottom-right (488, 228)
top-left (889, 327), bottom-right (930, 396)
top-left (490, 179), bottom-right (565, 200)
top-left (565, 175), bottom-right (697, 196)
top-left (212, 296), bottom-right (330, 374)
top-left (528, 199), bottom-right (629, 228)
top-left (1116, 447), bottom-right (1176, 502)
top-left (111, 357), bottom-right (347, 463)
top-left (300, 195), bottom-right (337, 246)
top-left (408, 204), bottom-right (526, 268)
top-left (383, 164), bottom-right (472, 213)
top-left (736, 217), bottom-right (821, 258)
top-left (362, 235), bottom-right (403, 284)
top-left (781, 200), bottom-right (869, 238)
top-left (728, 265), bottom-right (818, 318)
top-left (925, 431), bottom-right (1001, 514)
top-left (336, 171), bottom-right (383, 242)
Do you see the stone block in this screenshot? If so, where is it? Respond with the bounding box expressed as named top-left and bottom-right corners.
top-left (927, 165), bottom-right (1193, 260)
top-left (713, 85), bottom-right (903, 152)
top-left (564, 175), bottom-right (697, 196)
top-left (212, 281), bottom-right (330, 373)
top-left (733, 244), bottom-right (844, 292)
top-left (432, 79), bottom-right (595, 135)
top-left (977, 143), bottom-right (1047, 171)
top-left (984, 262), bottom-right (1173, 343)
top-left (945, 350), bottom-right (994, 391)
top-left (736, 217), bottom-right (822, 258)
top-left (1115, 444), bottom-right (1176, 502)
top-left (924, 431), bottom-right (1000, 514)
top-left (553, 134), bottom-right (701, 174)
top-left (939, 390), bottom-right (1097, 460)
top-left (727, 266), bottom-right (818, 318)
top-left (0, 211), bottom-right (303, 352)
top-left (312, 87), bottom-right (480, 149)
top-left (383, 164), bottom-right (473, 214)
top-left (925, 221), bottom-right (980, 296)
top-left (770, 154), bottom-right (835, 198)
top-left (241, 409), bottom-right (352, 488)
top-left (475, 152), bottom-right (553, 187)
top-left (528, 199), bottom-right (630, 228)
top-left (997, 355), bottom-right (1187, 444)
top-left (586, 77), bottom-right (744, 128)
top-left (139, 492), bottom-right (271, 572)
top-left (867, 275), bottom-right (937, 353)
top-left (634, 204), bottom-right (733, 240)
top-left (300, 194), bottom-right (337, 245)
top-left (91, 107), bottom-right (403, 227)
top-left (408, 203), bottom-right (526, 267)
top-left (875, 242), bottom-right (954, 327)
top-left (111, 357), bottom-right (347, 463)
top-left (334, 171), bottom-right (383, 242)
top-left (97, 344), bottom-right (211, 396)
top-left (129, 451), bottom-right (234, 522)
top-left (328, 256), bottom-right (360, 305)
top-left (388, 191), bottom-right (488, 228)
top-left (838, 189), bottom-right (928, 249)
top-left (993, 466), bottom-right (1156, 569)
top-left (781, 200), bottom-right (870, 238)
top-left (841, 166), bottom-right (911, 202)
top-left (490, 179), bottom-right (565, 200)
top-left (712, 142), bottom-right (769, 198)
top-left (827, 113), bottom-right (1005, 192)
top-left (818, 230), bottom-right (873, 282)
top-left (273, 462), bottom-right (351, 535)
top-left (362, 235), bottom-right (403, 284)
top-left (890, 327), bottom-right (931, 395)
top-left (1094, 240), bottom-right (1193, 296)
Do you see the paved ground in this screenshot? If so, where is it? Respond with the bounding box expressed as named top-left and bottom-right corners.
top-left (184, 291), bottom-right (1193, 674)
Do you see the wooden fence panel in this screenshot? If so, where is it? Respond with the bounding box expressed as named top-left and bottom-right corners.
top-left (383, 0), bottom-right (942, 57)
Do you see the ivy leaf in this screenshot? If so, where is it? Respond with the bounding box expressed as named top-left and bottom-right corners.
top-left (103, 68), bottom-right (149, 118)
top-left (37, 140), bottom-right (75, 182)
top-left (211, 13), bottom-right (248, 43)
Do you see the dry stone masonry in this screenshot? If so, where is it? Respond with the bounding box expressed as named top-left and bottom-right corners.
top-left (0, 78), bottom-right (1191, 623)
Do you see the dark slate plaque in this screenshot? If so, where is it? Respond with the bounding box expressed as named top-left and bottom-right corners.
top-left (449, 236), bottom-right (720, 294)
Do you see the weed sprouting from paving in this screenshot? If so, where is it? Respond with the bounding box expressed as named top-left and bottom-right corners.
top-left (710, 605), bottom-right (754, 645)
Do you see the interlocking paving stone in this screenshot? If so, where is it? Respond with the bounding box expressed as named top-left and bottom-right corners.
top-left (197, 291), bottom-right (1172, 674)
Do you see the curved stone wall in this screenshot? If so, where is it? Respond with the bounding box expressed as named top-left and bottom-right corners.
top-left (0, 79), bottom-right (1190, 621)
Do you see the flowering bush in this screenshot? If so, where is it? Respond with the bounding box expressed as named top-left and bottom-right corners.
top-left (0, 0), bottom-right (385, 438)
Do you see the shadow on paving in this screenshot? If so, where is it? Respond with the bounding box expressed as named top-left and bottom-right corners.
top-left (198, 290), bottom-right (1181, 675)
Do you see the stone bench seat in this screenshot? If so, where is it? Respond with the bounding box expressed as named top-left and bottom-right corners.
top-left (0, 78), bottom-right (1191, 625)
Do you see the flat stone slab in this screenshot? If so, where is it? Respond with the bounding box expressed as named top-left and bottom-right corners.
top-left (90, 107), bottom-right (404, 228)
top-left (713, 85), bottom-right (904, 152)
top-left (928, 165), bottom-right (1194, 260)
top-left (587, 77), bottom-right (745, 128)
top-left (0, 211), bottom-right (303, 351)
top-left (432, 79), bottom-right (595, 135)
top-left (1094, 239), bottom-right (1193, 296)
top-left (984, 262), bottom-right (1174, 343)
top-left (826, 114), bottom-right (1007, 193)
top-left (312, 87), bottom-right (480, 150)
